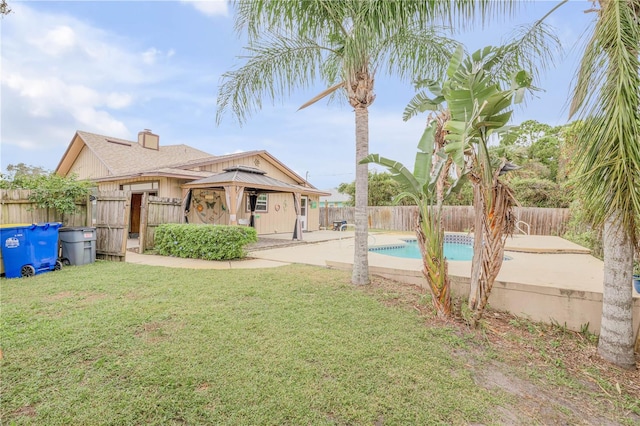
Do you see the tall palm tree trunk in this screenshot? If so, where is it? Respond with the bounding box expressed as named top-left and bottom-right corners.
top-left (598, 210), bottom-right (636, 369)
top-left (349, 68), bottom-right (375, 285)
top-left (352, 106), bottom-right (370, 285)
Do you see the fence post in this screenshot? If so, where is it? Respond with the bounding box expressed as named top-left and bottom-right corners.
top-left (139, 193), bottom-right (149, 252)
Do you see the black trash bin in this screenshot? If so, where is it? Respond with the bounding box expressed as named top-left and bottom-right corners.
top-left (59, 227), bottom-right (97, 266)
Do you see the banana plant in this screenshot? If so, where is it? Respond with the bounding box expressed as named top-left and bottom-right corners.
top-left (403, 44), bottom-right (532, 325)
top-left (361, 120), bottom-right (452, 318)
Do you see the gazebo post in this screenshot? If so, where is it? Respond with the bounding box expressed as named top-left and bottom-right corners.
top-left (224, 185), bottom-right (244, 226)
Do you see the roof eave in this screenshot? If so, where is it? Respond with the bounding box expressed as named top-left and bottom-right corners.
top-left (182, 180), bottom-right (330, 196)
top-left (92, 170), bottom-right (211, 183)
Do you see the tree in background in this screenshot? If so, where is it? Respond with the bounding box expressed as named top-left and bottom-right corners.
top-left (499, 120), bottom-right (563, 181)
top-left (489, 120), bottom-right (577, 208)
top-left (338, 171), bottom-right (415, 207)
top-left (216, 0), bottom-right (533, 286)
top-left (568, 0), bottom-right (640, 369)
top-left (2, 163), bottom-right (49, 180)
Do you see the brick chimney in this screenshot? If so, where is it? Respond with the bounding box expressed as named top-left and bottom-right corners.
top-left (138, 129), bottom-right (159, 150)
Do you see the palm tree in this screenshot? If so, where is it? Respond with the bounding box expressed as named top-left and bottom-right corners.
top-left (568, 0), bottom-right (640, 369)
top-left (216, 0), bottom-right (526, 285)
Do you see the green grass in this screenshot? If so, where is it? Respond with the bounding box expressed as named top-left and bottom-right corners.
top-left (1, 262), bottom-right (505, 425)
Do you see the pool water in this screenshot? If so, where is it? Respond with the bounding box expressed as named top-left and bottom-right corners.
top-left (369, 239), bottom-right (474, 261)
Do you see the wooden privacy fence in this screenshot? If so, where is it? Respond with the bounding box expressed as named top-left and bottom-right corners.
top-left (139, 195), bottom-right (184, 252)
top-left (319, 206), bottom-right (571, 236)
top-left (1, 190), bottom-right (189, 260)
top-left (1, 190), bottom-right (132, 262)
top-left (1, 189), bottom-right (88, 226)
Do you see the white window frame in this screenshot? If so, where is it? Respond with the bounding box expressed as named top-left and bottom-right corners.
top-left (246, 193), bottom-right (268, 213)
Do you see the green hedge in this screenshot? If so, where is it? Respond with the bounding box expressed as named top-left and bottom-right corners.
top-left (154, 224), bottom-right (258, 261)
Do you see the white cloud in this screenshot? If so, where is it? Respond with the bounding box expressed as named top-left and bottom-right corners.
top-left (105, 93), bottom-right (133, 109)
top-left (142, 47), bottom-right (160, 65)
top-left (142, 47), bottom-right (176, 65)
top-left (0, 3), bottom-right (189, 169)
top-left (71, 108), bottom-right (129, 137)
top-left (36, 25), bottom-right (77, 56)
top-left (181, 0), bottom-right (229, 17)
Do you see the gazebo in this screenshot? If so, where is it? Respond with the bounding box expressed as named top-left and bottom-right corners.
top-left (182, 166), bottom-right (329, 240)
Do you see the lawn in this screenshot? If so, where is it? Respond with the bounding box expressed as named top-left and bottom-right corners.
top-left (1, 261), bottom-right (638, 425)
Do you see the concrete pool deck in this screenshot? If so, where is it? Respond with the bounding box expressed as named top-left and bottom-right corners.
top-left (125, 230), bottom-right (640, 335)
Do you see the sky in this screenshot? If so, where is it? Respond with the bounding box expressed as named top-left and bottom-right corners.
top-left (1, 0), bottom-right (596, 190)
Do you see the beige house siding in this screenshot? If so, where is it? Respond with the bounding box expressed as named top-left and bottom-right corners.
top-left (97, 182), bottom-right (119, 191)
top-left (69, 145), bottom-right (110, 180)
top-left (306, 195), bottom-right (321, 231)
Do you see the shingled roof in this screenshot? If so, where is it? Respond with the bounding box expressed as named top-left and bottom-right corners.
top-left (55, 130), bottom-right (324, 192)
top-left (56, 130), bottom-right (214, 178)
top-left (183, 165), bottom-right (328, 195)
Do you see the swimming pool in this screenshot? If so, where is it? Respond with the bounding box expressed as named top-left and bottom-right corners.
top-left (369, 234), bottom-right (475, 261)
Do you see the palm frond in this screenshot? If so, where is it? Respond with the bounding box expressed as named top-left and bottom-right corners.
top-left (216, 33), bottom-right (335, 124)
top-left (569, 0), bottom-right (640, 236)
top-left (298, 82), bottom-right (344, 111)
top-left (496, 13), bottom-right (562, 86)
top-left (377, 25), bottom-right (460, 82)
top-left (359, 154), bottom-right (422, 196)
top-left (402, 91), bottom-right (444, 121)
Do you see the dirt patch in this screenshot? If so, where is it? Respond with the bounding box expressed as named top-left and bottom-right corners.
top-left (135, 322), bottom-right (165, 343)
top-left (79, 293), bottom-right (107, 304)
top-left (44, 291), bottom-right (107, 304)
top-left (44, 291), bottom-right (75, 301)
top-left (12, 405), bottom-right (36, 417)
top-left (134, 320), bottom-right (184, 344)
top-left (361, 276), bottom-right (640, 425)
top-left (196, 383), bottom-right (211, 392)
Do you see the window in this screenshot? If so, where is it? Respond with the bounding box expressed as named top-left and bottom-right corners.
top-left (119, 181), bottom-right (159, 191)
top-left (246, 194), bottom-right (268, 212)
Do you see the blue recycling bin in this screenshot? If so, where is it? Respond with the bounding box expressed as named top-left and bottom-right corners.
top-left (1, 223), bottom-right (62, 278)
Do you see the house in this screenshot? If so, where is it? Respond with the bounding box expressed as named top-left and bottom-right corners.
top-left (320, 188), bottom-right (351, 207)
top-left (55, 130), bottom-right (329, 237)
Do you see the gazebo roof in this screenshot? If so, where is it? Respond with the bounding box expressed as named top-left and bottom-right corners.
top-left (182, 166), bottom-right (329, 196)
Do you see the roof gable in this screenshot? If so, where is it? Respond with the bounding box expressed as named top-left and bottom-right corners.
top-left (178, 150), bottom-right (314, 188)
top-left (54, 131), bottom-right (322, 192)
top-left (56, 130), bottom-right (214, 177)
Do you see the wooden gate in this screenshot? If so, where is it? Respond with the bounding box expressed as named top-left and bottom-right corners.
top-left (94, 191), bottom-right (130, 262)
top-left (139, 195), bottom-right (184, 252)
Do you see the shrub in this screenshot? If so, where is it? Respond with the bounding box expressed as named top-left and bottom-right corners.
top-left (1, 165), bottom-right (91, 216)
top-left (563, 199), bottom-right (603, 258)
top-left (509, 177), bottom-right (571, 208)
top-left (154, 224), bottom-right (258, 261)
